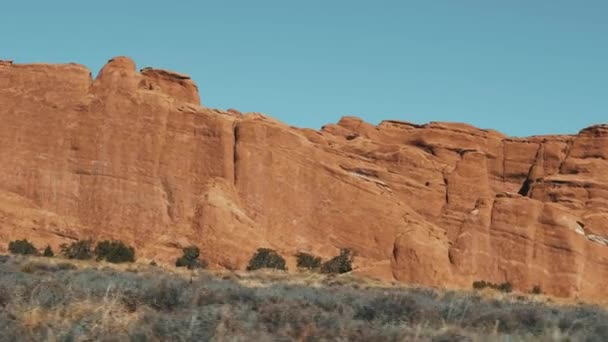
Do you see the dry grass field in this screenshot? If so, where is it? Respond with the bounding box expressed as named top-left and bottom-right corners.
top-left (1, 255), bottom-right (607, 341)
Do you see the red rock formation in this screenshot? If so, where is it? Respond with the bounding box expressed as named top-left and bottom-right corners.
top-left (1, 57), bottom-right (607, 300)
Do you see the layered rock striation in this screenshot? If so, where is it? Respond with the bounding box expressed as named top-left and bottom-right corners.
top-left (1, 57), bottom-right (607, 299)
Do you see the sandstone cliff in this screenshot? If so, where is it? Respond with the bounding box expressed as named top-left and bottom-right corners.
top-left (1, 57), bottom-right (607, 299)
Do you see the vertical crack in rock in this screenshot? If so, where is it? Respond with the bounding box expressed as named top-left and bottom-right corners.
top-left (558, 138), bottom-right (574, 174)
top-left (448, 247), bottom-right (455, 264)
top-left (517, 143), bottom-right (542, 196)
top-left (232, 121), bottom-right (239, 186)
top-left (488, 197), bottom-right (498, 230)
top-left (501, 140), bottom-right (507, 187)
top-left (161, 177), bottom-right (176, 222)
top-left (443, 170), bottom-right (449, 205)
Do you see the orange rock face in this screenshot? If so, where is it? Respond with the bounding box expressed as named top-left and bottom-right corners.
top-left (1, 57), bottom-right (607, 300)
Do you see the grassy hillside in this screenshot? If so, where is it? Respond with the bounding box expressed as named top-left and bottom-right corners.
top-left (0, 255), bottom-right (607, 341)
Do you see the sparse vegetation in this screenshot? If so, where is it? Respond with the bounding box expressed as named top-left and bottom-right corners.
top-left (296, 252), bottom-right (322, 270)
top-left (175, 246), bottom-right (206, 269)
top-left (94, 240), bottom-right (135, 263)
top-left (321, 248), bottom-right (353, 274)
top-left (472, 280), bottom-right (488, 289)
top-left (8, 239), bottom-right (37, 255)
top-left (473, 280), bottom-right (513, 293)
top-left (497, 282), bottom-right (513, 293)
top-left (0, 256), bottom-right (606, 341)
top-left (42, 245), bottom-right (54, 257)
top-left (532, 285), bottom-right (543, 295)
top-left (247, 248), bottom-right (287, 271)
top-left (60, 240), bottom-right (93, 260)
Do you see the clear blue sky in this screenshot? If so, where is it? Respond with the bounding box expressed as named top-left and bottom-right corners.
top-left (2, 1), bottom-right (607, 136)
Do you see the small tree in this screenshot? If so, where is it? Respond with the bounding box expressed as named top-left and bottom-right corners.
top-left (8, 239), bottom-right (37, 255)
top-left (175, 246), bottom-right (205, 269)
top-left (42, 245), bottom-right (54, 257)
top-left (247, 248), bottom-right (287, 271)
top-left (94, 240), bottom-right (135, 263)
top-left (60, 240), bottom-right (93, 260)
top-left (296, 252), bottom-right (322, 270)
top-left (321, 248), bottom-right (353, 274)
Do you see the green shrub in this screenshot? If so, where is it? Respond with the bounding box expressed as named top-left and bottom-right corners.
top-left (246, 248), bottom-right (286, 271)
top-left (296, 252), bottom-right (322, 270)
top-left (43, 245), bottom-right (54, 257)
top-left (175, 246), bottom-right (206, 269)
top-left (320, 248), bottom-right (353, 274)
top-left (531, 285), bottom-right (542, 295)
top-left (472, 280), bottom-right (489, 290)
top-left (8, 239), bottom-right (37, 255)
top-left (472, 280), bottom-right (513, 293)
top-left (94, 240), bottom-right (135, 263)
top-left (497, 282), bottom-right (513, 293)
top-left (60, 240), bottom-right (93, 260)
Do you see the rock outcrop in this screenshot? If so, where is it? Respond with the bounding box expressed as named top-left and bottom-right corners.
top-left (1, 57), bottom-right (607, 300)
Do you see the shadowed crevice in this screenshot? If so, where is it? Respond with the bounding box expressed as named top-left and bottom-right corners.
top-left (518, 178), bottom-right (532, 196)
top-left (233, 122), bottom-right (239, 186)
